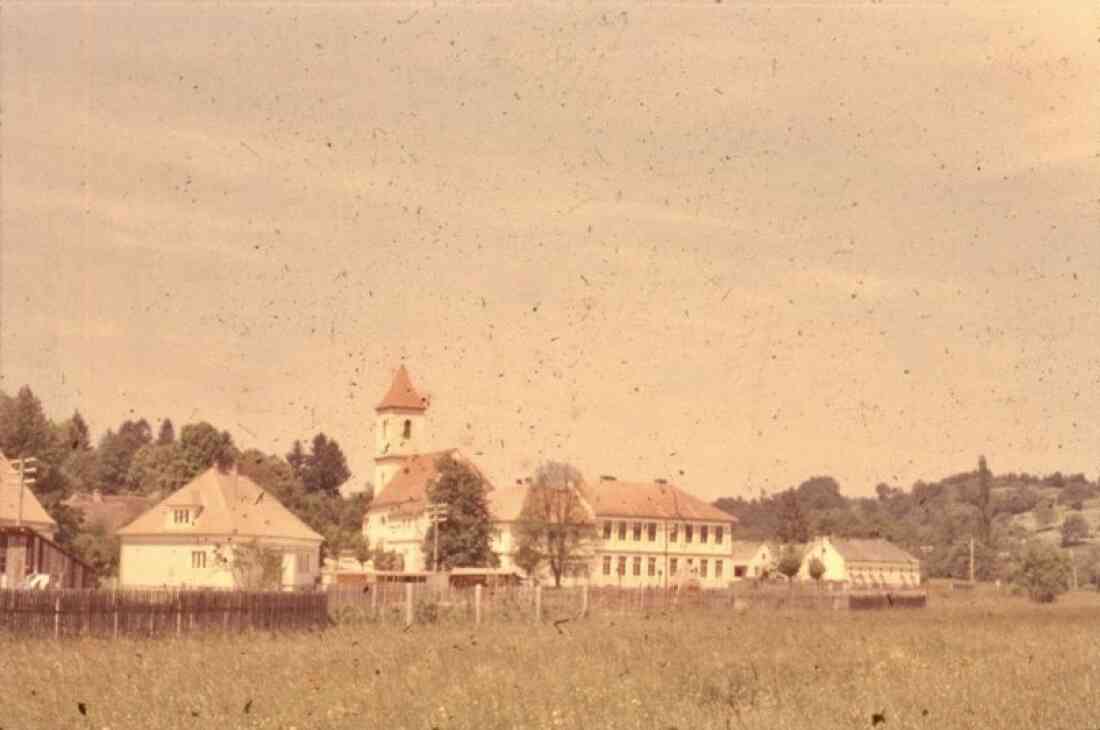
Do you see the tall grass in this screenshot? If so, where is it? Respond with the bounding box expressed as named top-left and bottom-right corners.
top-left (5, 591), bottom-right (1099, 730)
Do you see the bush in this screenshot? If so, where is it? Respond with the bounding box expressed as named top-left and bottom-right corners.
top-left (1014, 541), bottom-right (1072, 603)
top-left (1062, 514), bottom-right (1090, 547)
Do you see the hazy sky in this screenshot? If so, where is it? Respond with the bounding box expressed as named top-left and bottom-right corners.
top-left (2, 2), bottom-right (1097, 500)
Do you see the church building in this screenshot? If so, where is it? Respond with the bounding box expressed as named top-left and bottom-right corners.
top-left (362, 366), bottom-right (495, 572)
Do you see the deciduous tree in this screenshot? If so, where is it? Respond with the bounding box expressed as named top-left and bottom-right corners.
top-left (514, 462), bottom-right (597, 586)
top-left (422, 454), bottom-right (498, 570)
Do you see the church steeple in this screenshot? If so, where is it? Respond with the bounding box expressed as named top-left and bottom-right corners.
top-left (374, 365), bottom-right (429, 493)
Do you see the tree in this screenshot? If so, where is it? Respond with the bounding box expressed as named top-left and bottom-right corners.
top-left (302, 433), bottom-right (351, 496)
top-left (178, 422), bottom-right (237, 473)
top-left (371, 549), bottom-right (403, 571)
top-left (808, 557), bottom-right (826, 585)
top-left (776, 546), bottom-right (802, 583)
top-left (97, 419), bottom-right (153, 492)
top-left (422, 454), bottom-right (498, 570)
top-left (72, 522), bottom-right (120, 578)
top-left (65, 411), bottom-right (92, 451)
top-left (976, 456), bottom-right (994, 545)
top-left (157, 418), bottom-right (176, 445)
top-left (1061, 514), bottom-right (1090, 547)
top-left (1014, 541), bottom-right (1072, 603)
top-left (0, 386), bottom-right (53, 458)
top-left (513, 461), bottom-right (598, 587)
top-left (126, 443), bottom-right (191, 495)
top-left (776, 490), bottom-right (810, 544)
top-left (213, 540), bottom-right (284, 590)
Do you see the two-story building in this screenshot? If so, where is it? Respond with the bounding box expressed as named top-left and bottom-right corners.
top-left (580, 476), bottom-right (737, 588)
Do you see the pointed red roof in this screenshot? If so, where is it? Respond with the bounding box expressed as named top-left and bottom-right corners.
top-left (376, 365), bottom-right (429, 411)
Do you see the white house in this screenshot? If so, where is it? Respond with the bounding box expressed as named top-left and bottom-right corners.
top-left (117, 466), bottom-right (323, 590)
top-left (729, 540), bottom-right (778, 580)
top-left (798, 536), bottom-right (921, 588)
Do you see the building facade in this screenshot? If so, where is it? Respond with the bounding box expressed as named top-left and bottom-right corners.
top-left (798, 536), bottom-right (921, 588)
top-left (581, 477), bottom-right (737, 589)
top-left (117, 466), bottom-right (323, 590)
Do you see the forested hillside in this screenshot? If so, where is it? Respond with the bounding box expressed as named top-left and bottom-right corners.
top-left (715, 461), bottom-right (1100, 583)
top-left (0, 385), bottom-right (370, 578)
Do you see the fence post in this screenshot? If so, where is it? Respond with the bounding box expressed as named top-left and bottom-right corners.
top-left (371, 584), bottom-right (378, 620)
top-left (176, 593), bottom-right (182, 637)
top-left (581, 583), bottom-right (589, 618)
top-left (404, 583), bottom-right (414, 628)
top-left (474, 584), bottom-right (482, 626)
top-left (113, 591), bottom-right (119, 639)
top-left (534, 585), bottom-right (542, 623)
top-left (54, 595), bottom-right (61, 639)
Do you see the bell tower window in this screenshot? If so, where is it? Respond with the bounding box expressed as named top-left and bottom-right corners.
top-left (403, 419), bottom-right (412, 439)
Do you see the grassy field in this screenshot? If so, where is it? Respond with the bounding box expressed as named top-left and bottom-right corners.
top-left (6, 591), bottom-right (1100, 730)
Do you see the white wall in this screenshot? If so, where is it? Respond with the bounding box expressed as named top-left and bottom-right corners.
top-left (119, 537), bottom-right (321, 590)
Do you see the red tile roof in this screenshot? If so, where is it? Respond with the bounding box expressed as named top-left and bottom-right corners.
top-left (376, 365), bottom-right (428, 411)
top-left (369, 450), bottom-right (492, 517)
top-left (578, 479), bottom-right (736, 523)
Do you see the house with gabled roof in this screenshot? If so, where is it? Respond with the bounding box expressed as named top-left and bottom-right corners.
top-left (363, 366), bottom-right (496, 573)
top-left (63, 490), bottom-right (156, 535)
top-left (117, 466), bottom-right (323, 589)
top-left (580, 476), bottom-right (737, 588)
top-left (0, 452), bottom-right (56, 539)
top-left (729, 540), bottom-right (779, 580)
top-left (798, 535), bottom-right (921, 588)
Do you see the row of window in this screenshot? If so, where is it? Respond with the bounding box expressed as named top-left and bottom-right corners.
top-left (601, 555), bottom-right (725, 579)
top-left (601, 521), bottom-right (724, 545)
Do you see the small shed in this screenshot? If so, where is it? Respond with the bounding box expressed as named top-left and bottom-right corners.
top-left (0, 526), bottom-right (97, 589)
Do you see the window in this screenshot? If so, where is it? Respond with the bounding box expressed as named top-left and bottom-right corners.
top-left (191, 551), bottom-right (206, 569)
top-left (603, 556), bottom-right (612, 576)
top-left (618, 522), bottom-right (627, 540)
top-left (701, 559), bottom-right (709, 578)
top-left (715, 527), bottom-right (724, 545)
top-left (670, 558), bottom-right (679, 576)
top-left (173, 509), bottom-right (191, 525)
top-left (632, 522), bottom-right (642, 541)
top-left (700, 526), bottom-right (709, 544)
top-left (603, 521), bottom-right (612, 540)
top-left (648, 557), bottom-right (656, 577)
top-left (715, 560), bottom-right (724, 578)
top-left (617, 556), bottom-right (627, 576)
top-left (632, 557), bottom-right (641, 576)
top-left (402, 419), bottom-right (412, 439)
top-left (685, 525), bottom-right (694, 544)
top-left (734, 565), bottom-right (746, 578)
top-left (669, 524), bottom-right (678, 543)
top-left (647, 523), bottom-right (657, 542)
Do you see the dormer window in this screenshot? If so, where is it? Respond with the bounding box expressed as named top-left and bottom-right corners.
top-left (173, 508), bottom-right (191, 525)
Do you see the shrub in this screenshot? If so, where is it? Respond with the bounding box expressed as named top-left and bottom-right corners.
top-left (1062, 514), bottom-right (1090, 547)
top-left (808, 557), bottom-right (825, 583)
top-left (1014, 541), bottom-right (1072, 603)
top-left (776, 547), bottom-right (802, 582)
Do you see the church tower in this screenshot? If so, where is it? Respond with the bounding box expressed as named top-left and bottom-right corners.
top-left (374, 365), bottom-right (429, 494)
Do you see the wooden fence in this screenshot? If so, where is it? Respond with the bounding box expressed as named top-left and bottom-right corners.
top-left (0, 589), bottom-right (328, 639)
top-left (326, 583), bottom-right (929, 626)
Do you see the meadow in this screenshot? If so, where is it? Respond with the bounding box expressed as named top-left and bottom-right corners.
top-left (5, 590), bottom-right (1100, 730)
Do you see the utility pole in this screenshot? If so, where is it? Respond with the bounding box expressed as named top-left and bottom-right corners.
top-left (426, 502), bottom-right (448, 572)
top-left (969, 537), bottom-right (975, 584)
top-left (12, 457), bottom-right (38, 527)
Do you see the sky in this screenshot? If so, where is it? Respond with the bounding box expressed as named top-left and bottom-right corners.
top-left (1, 1), bottom-right (1098, 501)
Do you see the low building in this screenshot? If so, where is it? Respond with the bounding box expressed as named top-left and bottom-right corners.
top-left (581, 477), bottom-right (737, 589)
top-left (0, 526), bottom-right (97, 589)
top-left (63, 490), bottom-right (156, 535)
top-left (0, 453), bottom-right (56, 540)
top-left (117, 466), bottom-right (323, 590)
top-left (729, 540), bottom-right (779, 579)
top-left (798, 536), bottom-right (921, 588)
